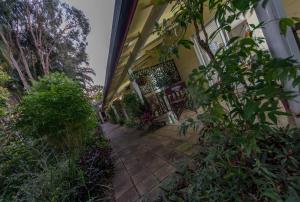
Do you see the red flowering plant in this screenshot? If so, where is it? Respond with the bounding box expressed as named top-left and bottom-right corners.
top-left (140, 109), bottom-right (155, 125)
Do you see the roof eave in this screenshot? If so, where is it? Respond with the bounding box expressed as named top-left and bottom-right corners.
top-left (102, 0), bottom-right (138, 109)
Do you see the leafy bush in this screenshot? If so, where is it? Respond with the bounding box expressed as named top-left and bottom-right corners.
top-left (78, 136), bottom-right (113, 201)
top-left (125, 118), bottom-right (138, 128)
top-left (176, 36), bottom-right (300, 201)
top-left (107, 106), bottom-right (118, 124)
top-left (15, 154), bottom-right (86, 202)
top-left (0, 138), bottom-right (76, 201)
top-left (153, 1), bottom-right (300, 198)
top-left (122, 92), bottom-right (143, 118)
top-left (0, 66), bottom-right (10, 118)
top-left (16, 72), bottom-right (96, 149)
top-left (0, 134), bottom-right (113, 201)
top-left (159, 126), bottom-right (300, 201)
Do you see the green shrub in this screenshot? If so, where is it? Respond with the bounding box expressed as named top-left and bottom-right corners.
top-left (16, 73), bottom-right (96, 149)
top-left (15, 154), bottom-right (85, 202)
top-left (159, 126), bottom-right (300, 201)
top-left (107, 106), bottom-right (118, 124)
top-left (122, 92), bottom-right (143, 118)
top-left (176, 36), bottom-right (300, 201)
top-left (0, 138), bottom-right (64, 201)
top-left (0, 134), bottom-right (113, 201)
top-left (0, 66), bottom-right (10, 118)
top-left (125, 118), bottom-right (138, 128)
top-left (79, 135), bottom-right (114, 201)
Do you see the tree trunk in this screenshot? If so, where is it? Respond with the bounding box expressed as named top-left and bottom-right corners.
top-left (16, 37), bottom-right (34, 81)
top-left (193, 20), bottom-right (215, 60)
top-left (28, 23), bottom-right (49, 75)
top-left (10, 54), bottom-right (30, 89)
top-left (0, 31), bottom-right (30, 89)
top-left (44, 54), bottom-right (50, 74)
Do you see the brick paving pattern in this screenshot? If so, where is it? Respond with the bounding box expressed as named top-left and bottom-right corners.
top-left (102, 122), bottom-right (200, 202)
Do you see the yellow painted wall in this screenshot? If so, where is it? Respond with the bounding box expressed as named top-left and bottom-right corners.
top-left (173, 40), bottom-right (200, 83)
top-left (283, 0), bottom-right (300, 17)
top-left (173, 10), bottom-right (214, 84)
top-left (132, 0), bottom-right (300, 87)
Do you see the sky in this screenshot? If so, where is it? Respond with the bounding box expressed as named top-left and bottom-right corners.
top-left (63, 0), bottom-right (115, 85)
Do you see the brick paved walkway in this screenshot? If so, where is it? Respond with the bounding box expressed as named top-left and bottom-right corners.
top-left (102, 122), bottom-right (199, 202)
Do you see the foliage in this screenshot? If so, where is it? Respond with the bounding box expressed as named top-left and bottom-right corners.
top-left (107, 106), bottom-right (118, 124)
top-left (125, 118), bottom-right (138, 128)
top-left (113, 99), bottom-right (127, 125)
top-left (182, 35), bottom-right (300, 132)
top-left (17, 72), bottom-right (97, 150)
top-left (177, 20), bottom-right (300, 202)
top-left (152, 0), bottom-right (300, 201)
top-left (95, 85), bottom-right (104, 101)
top-left (0, 133), bottom-right (113, 201)
top-left (158, 126), bottom-right (300, 201)
top-left (154, 0), bottom-right (263, 62)
top-left (0, 0), bottom-right (94, 90)
top-left (0, 137), bottom-right (74, 201)
top-left (123, 92), bottom-right (144, 118)
top-left (279, 17), bottom-right (300, 34)
top-left (0, 65), bottom-right (10, 117)
top-left (78, 135), bottom-right (114, 201)
top-left (171, 30), bottom-right (300, 200)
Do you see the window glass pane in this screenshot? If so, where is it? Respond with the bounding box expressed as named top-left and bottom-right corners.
top-left (228, 20), bottom-right (250, 38)
top-left (198, 20), bottom-right (226, 64)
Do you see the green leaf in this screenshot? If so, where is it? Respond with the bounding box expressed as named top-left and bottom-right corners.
top-left (232, 0), bottom-right (250, 11)
top-left (178, 39), bottom-right (194, 49)
top-left (292, 17), bottom-right (300, 22)
top-left (268, 112), bottom-right (277, 124)
top-left (262, 190), bottom-right (283, 202)
top-left (286, 195), bottom-right (300, 202)
top-left (226, 36), bottom-right (239, 46)
top-left (279, 18), bottom-right (295, 35)
top-left (243, 100), bottom-right (257, 121)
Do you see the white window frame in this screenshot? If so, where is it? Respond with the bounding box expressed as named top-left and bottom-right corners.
top-left (192, 17), bottom-right (248, 86)
top-left (193, 16), bottom-right (247, 66)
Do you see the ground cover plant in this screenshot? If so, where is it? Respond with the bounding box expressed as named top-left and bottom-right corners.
top-left (0, 133), bottom-right (113, 201)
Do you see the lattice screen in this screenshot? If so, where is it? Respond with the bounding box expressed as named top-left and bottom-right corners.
top-left (132, 60), bottom-right (181, 94)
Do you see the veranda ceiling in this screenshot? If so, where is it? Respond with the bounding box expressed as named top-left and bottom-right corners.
top-left (103, 0), bottom-right (211, 108)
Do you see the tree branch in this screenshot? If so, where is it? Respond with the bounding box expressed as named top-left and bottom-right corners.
top-left (0, 30), bottom-right (30, 89)
top-left (16, 35), bottom-right (34, 81)
top-left (193, 19), bottom-right (215, 60)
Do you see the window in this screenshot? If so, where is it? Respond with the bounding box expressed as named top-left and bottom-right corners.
top-left (228, 19), bottom-right (250, 39)
top-left (192, 17), bottom-right (250, 86)
top-left (192, 20), bottom-right (227, 66)
top-left (193, 17), bottom-right (250, 66)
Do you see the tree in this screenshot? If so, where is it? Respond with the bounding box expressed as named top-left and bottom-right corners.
top-left (0, 0), bottom-right (93, 90)
top-left (87, 85), bottom-right (104, 103)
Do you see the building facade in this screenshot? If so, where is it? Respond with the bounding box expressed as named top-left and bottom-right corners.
top-left (103, 0), bottom-right (300, 126)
